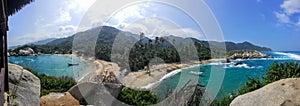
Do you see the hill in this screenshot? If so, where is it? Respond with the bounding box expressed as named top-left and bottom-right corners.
top-left (10, 26), bottom-right (272, 71)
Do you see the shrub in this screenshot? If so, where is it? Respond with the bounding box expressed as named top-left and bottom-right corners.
top-left (25, 68), bottom-right (76, 96)
top-left (117, 87), bottom-right (159, 106)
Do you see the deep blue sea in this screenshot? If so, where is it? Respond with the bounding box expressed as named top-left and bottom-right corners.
top-left (8, 54), bottom-right (90, 80)
top-left (152, 51), bottom-right (300, 99)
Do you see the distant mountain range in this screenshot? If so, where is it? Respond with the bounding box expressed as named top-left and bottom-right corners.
top-left (9, 38), bottom-right (57, 49)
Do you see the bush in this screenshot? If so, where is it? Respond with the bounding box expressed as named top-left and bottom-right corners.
top-left (25, 68), bottom-right (77, 96)
top-left (117, 87), bottom-right (159, 106)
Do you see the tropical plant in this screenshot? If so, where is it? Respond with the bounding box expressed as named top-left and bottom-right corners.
top-left (117, 87), bottom-right (159, 106)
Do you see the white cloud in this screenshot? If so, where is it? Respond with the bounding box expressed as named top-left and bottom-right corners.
top-left (123, 18), bottom-right (203, 39)
top-left (297, 18), bottom-right (300, 27)
top-left (274, 12), bottom-right (290, 23)
top-left (9, 0), bottom-right (97, 46)
top-left (53, 8), bottom-right (72, 24)
top-left (280, 0), bottom-right (300, 15)
top-left (275, 0), bottom-right (300, 28)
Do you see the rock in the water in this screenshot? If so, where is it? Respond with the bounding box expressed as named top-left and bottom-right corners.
top-left (40, 92), bottom-right (79, 106)
top-left (230, 78), bottom-right (300, 106)
top-left (228, 50), bottom-right (272, 60)
top-left (8, 64), bottom-right (40, 106)
top-left (18, 47), bottom-right (36, 56)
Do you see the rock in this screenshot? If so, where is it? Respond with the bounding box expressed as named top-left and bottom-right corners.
top-left (8, 64), bottom-right (40, 106)
top-left (18, 47), bottom-right (36, 56)
top-left (40, 92), bottom-right (79, 106)
top-left (68, 82), bottom-right (125, 105)
top-left (234, 62), bottom-right (243, 66)
top-left (230, 78), bottom-right (300, 106)
top-left (228, 50), bottom-right (272, 60)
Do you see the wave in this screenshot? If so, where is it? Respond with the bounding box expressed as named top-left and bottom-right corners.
top-left (208, 62), bottom-right (231, 65)
top-left (141, 68), bottom-right (183, 89)
top-left (224, 63), bottom-right (255, 69)
top-left (273, 52), bottom-right (300, 60)
top-left (141, 64), bottom-right (204, 89)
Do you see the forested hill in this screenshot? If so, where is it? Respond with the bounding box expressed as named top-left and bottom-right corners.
top-left (9, 26), bottom-right (271, 71)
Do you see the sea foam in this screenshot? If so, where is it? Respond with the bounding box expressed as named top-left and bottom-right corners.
top-left (273, 52), bottom-right (300, 60)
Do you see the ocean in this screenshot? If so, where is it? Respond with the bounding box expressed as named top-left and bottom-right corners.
top-left (8, 54), bottom-right (90, 81)
top-left (8, 51), bottom-right (300, 99)
top-left (151, 51), bottom-right (300, 99)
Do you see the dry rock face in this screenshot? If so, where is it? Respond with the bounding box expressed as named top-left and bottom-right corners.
top-left (8, 64), bottom-right (40, 105)
top-left (230, 78), bottom-right (300, 106)
top-left (40, 92), bottom-right (79, 106)
top-left (9, 47), bottom-right (37, 56)
top-left (228, 50), bottom-right (271, 60)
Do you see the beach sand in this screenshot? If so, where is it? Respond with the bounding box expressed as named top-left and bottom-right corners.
top-left (69, 52), bottom-right (223, 89)
top-left (121, 59), bottom-right (223, 89)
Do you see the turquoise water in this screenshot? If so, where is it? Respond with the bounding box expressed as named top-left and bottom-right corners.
top-left (153, 51), bottom-right (300, 99)
top-left (8, 51), bottom-right (300, 99)
top-left (8, 55), bottom-right (90, 80)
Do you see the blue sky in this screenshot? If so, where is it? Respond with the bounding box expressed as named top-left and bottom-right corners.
top-left (7, 0), bottom-right (300, 51)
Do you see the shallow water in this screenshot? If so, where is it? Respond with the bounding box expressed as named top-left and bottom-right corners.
top-left (8, 54), bottom-right (90, 80)
top-left (153, 51), bottom-right (300, 99)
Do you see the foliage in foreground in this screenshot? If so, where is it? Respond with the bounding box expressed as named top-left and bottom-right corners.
top-left (117, 87), bottom-right (159, 106)
top-left (211, 61), bottom-right (300, 106)
top-left (25, 68), bottom-right (77, 96)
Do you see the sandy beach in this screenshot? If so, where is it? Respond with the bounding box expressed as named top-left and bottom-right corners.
top-left (120, 59), bottom-right (223, 89)
top-left (64, 52), bottom-right (223, 89)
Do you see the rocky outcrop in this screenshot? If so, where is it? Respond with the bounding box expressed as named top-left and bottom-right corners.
top-left (8, 64), bottom-right (40, 105)
top-left (228, 50), bottom-right (271, 60)
top-left (9, 47), bottom-right (37, 56)
top-left (40, 92), bottom-right (79, 106)
top-left (68, 82), bottom-right (124, 105)
top-left (230, 78), bottom-right (300, 106)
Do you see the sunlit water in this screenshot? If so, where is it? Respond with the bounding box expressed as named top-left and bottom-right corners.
top-left (152, 51), bottom-right (300, 99)
top-left (8, 54), bottom-right (90, 81)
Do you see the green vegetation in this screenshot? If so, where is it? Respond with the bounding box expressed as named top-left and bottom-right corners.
top-left (117, 87), bottom-right (159, 106)
top-left (26, 68), bottom-right (77, 96)
top-left (211, 61), bottom-right (300, 106)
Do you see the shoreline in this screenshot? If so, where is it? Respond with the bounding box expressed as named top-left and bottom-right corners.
top-left (10, 53), bottom-right (224, 88)
top-left (121, 58), bottom-right (224, 89)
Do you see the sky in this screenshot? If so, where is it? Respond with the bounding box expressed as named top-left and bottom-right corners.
top-left (7, 0), bottom-right (300, 51)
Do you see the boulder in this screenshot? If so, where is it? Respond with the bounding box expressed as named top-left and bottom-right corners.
top-left (68, 82), bottom-right (125, 105)
top-left (18, 47), bottom-right (36, 56)
top-left (8, 64), bottom-right (40, 106)
top-left (230, 78), bottom-right (300, 106)
top-left (40, 92), bottom-right (79, 106)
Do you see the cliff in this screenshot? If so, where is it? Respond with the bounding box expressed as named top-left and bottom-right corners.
top-left (230, 78), bottom-right (300, 106)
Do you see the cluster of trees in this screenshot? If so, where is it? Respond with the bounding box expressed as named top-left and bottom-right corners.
top-left (211, 61), bottom-right (300, 106)
top-left (117, 87), bottom-right (159, 105)
top-left (26, 68), bottom-right (77, 96)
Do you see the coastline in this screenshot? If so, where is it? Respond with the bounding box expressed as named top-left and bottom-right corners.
top-left (121, 58), bottom-right (224, 89)
top-left (31, 54), bottom-right (223, 89)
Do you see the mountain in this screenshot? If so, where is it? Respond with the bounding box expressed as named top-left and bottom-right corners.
top-left (165, 36), bottom-right (272, 51)
top-left (30, 38), bottom-right (57, 45)
top-left (9, 38), bottom-right (57, 49)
